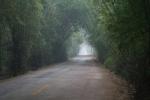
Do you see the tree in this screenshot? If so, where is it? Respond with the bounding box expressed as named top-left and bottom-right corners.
top-left (90, 0), bottom-right (150, 99)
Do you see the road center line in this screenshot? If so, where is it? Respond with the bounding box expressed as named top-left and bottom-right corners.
top-left (32, 84), bottom-right (49, 96)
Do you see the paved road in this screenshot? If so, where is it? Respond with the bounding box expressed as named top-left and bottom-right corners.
top-left (0, 56), bottom-right (129, 100)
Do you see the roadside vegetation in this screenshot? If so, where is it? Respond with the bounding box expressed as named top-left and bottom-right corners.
top-left (0, 0), bottom-right (149, 99)
top-left (0, 0), bottom-right (90, 77)
top-left (90, 0), bottom-right (150, 100)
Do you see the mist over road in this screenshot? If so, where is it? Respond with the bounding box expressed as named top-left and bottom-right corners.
top-left (0, 56), bottom-right (129, 100)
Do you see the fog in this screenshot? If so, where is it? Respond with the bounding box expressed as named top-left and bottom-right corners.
top-left (78, 41), bottom-right (95, 56)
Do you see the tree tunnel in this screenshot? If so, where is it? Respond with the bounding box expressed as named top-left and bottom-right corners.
top-left (0, 0), bottom-right (95, 76)
top-left (0, 0), bottom-right (149, 99)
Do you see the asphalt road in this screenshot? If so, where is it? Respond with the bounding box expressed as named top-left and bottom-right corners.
top-left (0, 56), bottom-right (129, 100)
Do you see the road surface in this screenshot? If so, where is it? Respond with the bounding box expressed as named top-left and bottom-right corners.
top-left (0, 56), bottom-right (129, 100)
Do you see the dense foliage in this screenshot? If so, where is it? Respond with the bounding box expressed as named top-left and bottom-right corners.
top-left (0, 0), bottom-right (90, 77)
top-left (66, 31), bottom-right (84, 57)
top-left (0, 0), bottom-right (149, 99)
top-left (90, 0), bottom-right (150, 99)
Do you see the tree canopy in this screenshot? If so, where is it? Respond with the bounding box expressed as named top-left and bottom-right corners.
top-left (90, 0), bottom-right (150, 100)
top-left (0, 0), bottom-right (149, 99)
top-left (0, 0), bottom-right (91, 76)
